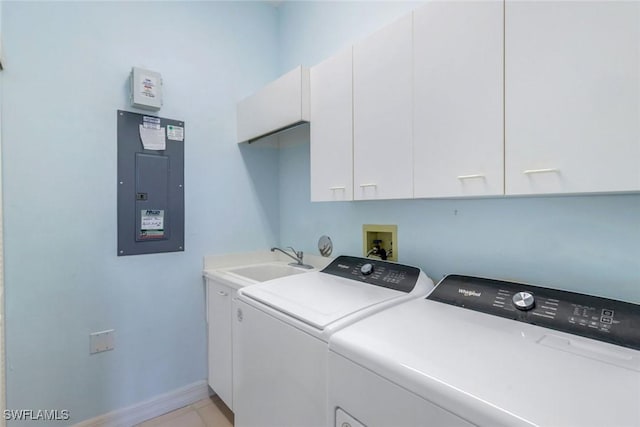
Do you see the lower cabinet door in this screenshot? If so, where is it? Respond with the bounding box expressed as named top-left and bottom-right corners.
top-left (207, 279), bottom-right (234, 409)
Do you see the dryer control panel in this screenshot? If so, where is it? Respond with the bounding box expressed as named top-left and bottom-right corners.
top-left (322, 256), bottom-right (420, 293)
top-left (428, 275), bottom-right (640, 350)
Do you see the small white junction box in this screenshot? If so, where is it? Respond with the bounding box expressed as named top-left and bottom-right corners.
top-left (90, 329), bottom-right (115, 354)
top-left (130, 67), bottom-right (162, 111)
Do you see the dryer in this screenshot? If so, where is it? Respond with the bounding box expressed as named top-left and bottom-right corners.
top-left (328, 274), bottom-right (640, 427)
top-left (232, 255), bottom-right (434, 427)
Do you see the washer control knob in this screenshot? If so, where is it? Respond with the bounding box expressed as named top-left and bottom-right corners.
top-left (360, 263), bottom-right (374, 276)
top-left (512, 291), bottom-right (535, 311)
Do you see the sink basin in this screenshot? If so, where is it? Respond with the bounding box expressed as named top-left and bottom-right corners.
top-left (226, 263), bottom-right (309, 282)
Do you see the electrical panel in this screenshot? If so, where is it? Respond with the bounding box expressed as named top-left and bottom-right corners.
top-left (117, 110), bottom-right (184, 256)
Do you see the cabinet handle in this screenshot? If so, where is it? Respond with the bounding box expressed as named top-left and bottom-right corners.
top-left (217, 290), bottom-right (228, 297)
top-left (523, 168), bottom-right (559, 175)
top-left (359, 183), bottom-right (377, 188)
top-left (329, 186), bottom-right (346, 190)
top-left (457, 174), bottom-right (485, 180)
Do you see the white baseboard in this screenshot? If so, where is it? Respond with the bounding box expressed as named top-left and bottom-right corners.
top-left (73, 380), bottom-right (210, 427)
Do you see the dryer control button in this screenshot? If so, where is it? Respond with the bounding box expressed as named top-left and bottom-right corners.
top-left (513, 291), bottom-right (535, 311)
top-left (360, 263), bottom-right (374, 276)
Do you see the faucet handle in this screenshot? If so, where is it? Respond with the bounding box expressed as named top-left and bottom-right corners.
top-left (287, 246), bottom-right (303, 260)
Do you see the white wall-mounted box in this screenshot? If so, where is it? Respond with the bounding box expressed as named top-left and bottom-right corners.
top-left (237, 65), bottom-right (310, 143)
top-left (89, 329), bottom-right (115, 354)
top-left (130, 67), bottom-right (163, 111)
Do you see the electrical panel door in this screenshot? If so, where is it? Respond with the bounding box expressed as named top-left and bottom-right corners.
top-left (117, 110), bottom-right (184, 256)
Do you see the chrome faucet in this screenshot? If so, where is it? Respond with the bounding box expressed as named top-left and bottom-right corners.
top-left (271, 246), bottom-right (314, 269)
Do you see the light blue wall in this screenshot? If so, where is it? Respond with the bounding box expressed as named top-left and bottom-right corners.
top-left (276, 2), bottom-right (640, 303)
top-left (2, 1), bottom-right (279, 425)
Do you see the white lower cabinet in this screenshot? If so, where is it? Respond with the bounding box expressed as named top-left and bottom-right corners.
top-left (206, 278), bottom-right (236, 410)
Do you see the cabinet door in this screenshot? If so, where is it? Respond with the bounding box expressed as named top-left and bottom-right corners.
top-left (505, 1), bottom-right (640, 195)
top-left (413, 1), bottom-right (504, 198)
top-left (236, 66), bottom-right (310, 143)
top-left (206, 280), bottom-right (234, 409)
top-left (353, 14), bottom-right (413, 200)
top-left (310, 48), bottom-right (353, 201)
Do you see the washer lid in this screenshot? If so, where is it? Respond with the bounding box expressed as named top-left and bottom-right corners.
top-left (329, 298), bottom-right (640, 427)
top-left (240, 271), bottom-right (405, 330)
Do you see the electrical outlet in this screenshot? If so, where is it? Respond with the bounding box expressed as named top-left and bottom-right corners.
top-left (90, 329), bottom-right (115, 354)
top-left (363, 224), bottom-right (398, 262)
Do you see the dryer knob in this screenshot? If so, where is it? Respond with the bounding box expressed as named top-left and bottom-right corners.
top-left (360, 263), bottom-right (374, 275)
top-left (512, 291), bottom-right (535, 311)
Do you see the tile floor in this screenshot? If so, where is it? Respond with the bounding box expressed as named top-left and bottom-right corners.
top-left (137, 395), bottom-right (233, 427)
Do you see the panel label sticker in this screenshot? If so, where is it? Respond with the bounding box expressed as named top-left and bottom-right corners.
top-left (167, 125), bottom-right (184, 141)
top-left (140, 209), bottom-right (165, 239)
top-left (142, 116), bottom-right (161, 130)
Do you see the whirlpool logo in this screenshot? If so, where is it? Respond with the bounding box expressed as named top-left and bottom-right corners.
top-left (458, 288), bottom-right (482, 297)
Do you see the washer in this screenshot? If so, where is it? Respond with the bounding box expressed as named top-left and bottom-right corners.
top-left (232, 255), bottom-right (434, 427)
top-left (329, 274), bottom-right (640, 427)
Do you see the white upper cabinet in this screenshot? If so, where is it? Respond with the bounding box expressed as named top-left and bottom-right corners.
top-left (310, 48), bottom-right (353, 202)
top-left (353, 14), bottom-right (413, 200)
top-left (237, 66), bottom-right (310, 143)
top-left (505, 1), bottom-right (640, 195)
top-left (413, 1), bottom-right (504, 198)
